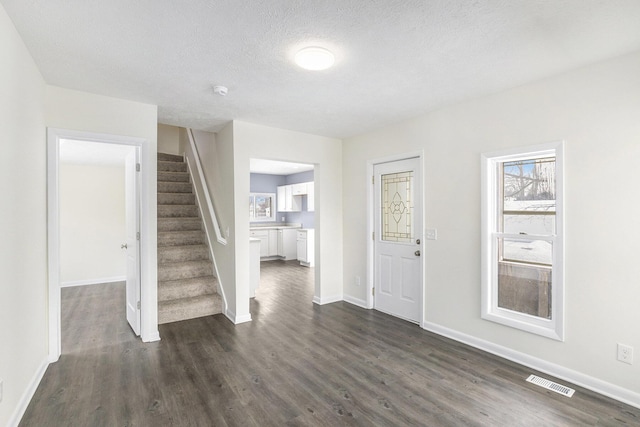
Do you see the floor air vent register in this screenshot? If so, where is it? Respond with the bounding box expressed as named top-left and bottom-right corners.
top-left (526, 374), bottom-right (575, 397)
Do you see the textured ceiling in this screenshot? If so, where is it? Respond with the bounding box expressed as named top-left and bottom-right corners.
top-left (3, 0), bottom-right (640, 138)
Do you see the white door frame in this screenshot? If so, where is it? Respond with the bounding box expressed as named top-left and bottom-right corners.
top-left (366, 151), bottom-right (425, 322)
top-left (47, 128), bottom-right (150, 362)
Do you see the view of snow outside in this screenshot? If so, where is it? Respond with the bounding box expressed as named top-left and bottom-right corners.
top-left (501, 158), bottom-right (555, 266)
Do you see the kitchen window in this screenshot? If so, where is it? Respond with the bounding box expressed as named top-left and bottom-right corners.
top-left (249, 193), bottom-right (276, 222)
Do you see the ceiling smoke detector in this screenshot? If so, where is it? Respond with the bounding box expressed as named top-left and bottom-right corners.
top-left (213, 85), bottom-right (228, 96)
top-left (294, 47), bottom-right (335, 71)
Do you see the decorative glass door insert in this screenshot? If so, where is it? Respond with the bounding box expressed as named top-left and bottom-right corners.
top-left (381, 171), bottom-right (413, 242)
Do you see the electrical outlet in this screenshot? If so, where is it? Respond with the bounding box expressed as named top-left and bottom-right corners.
top-left (617, 343), bottom-right (634, 365)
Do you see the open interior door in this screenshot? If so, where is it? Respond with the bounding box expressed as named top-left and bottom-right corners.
top-left (124, 149), bottom-right (141, 335)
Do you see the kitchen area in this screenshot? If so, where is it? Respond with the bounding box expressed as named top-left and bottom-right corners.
top-left (249, 159), bottom-right (315, 297)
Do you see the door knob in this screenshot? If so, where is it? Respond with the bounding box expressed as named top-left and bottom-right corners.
top-left (414, 250), bottom-right (420, 256)
top-left (121, 243), bottom-right (128, 249)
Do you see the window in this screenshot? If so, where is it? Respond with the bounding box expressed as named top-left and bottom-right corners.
top-left (481, 142), bottom-right (564, 340)
top-left (249, 193), bottom-right (276, 222)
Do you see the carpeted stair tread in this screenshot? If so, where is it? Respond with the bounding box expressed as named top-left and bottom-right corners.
top-left (158, 204), bottom-right (200, 218)
top-left (158, 153), bottom-right (184, 162)
top-left (158, 160), bottom-right (187, 173)
top-left (158, 230), bottom-right (205, 247)
top-left (158, 260), bottom-right (213, 281)
top-left (158, 192), bottom-right (196, 205)
top-left (158, 217), bottom-right (202, 232)
top-left (158, 171), bottom-right (190, 183)
top-left (158, 276), bottom-right (218, 302)
top-left (158, 294), bottom-right (223, 324)
top-left (158, 181), bottom-right (193, 193)
top-left (157, 152), bottom-right (222, 324)
top-left (158, 244), bottom-right (209, 263)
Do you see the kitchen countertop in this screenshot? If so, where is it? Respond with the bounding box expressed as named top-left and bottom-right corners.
top-left (249, 223), bottom-right (302, 230)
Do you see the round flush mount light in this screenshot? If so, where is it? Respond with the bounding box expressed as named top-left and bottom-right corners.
top-left (294, 47), bottom-right (335, 71)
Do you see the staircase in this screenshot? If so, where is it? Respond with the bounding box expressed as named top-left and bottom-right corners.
top-left (157, 152), bottom-right (223, 324)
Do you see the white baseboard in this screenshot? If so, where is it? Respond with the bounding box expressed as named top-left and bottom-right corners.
top-left (422, 321), bottom-right (640, 410)
top-left (142, 330), bottom-right (161, 343)
top-left (312, 294), bottom-right (343, 305)
top-left (60, 276), bottom-right (126, 287)
top-left (8, 357), bottom-right (49, 427)
top-left (343, 295), bottom-right (368, 309)
top-left (225, 308), bottom-right (252, 324)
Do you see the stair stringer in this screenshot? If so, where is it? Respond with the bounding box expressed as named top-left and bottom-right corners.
top-left (184, 154), bottom-right (228, 317)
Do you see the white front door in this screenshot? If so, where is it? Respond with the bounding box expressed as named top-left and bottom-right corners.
top-left (125, 149), bottom-right (141, 335)
top-left (374, 157), bottom-right (423, 323)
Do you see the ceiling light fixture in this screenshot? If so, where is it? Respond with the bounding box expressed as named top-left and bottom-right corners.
top-left (294, 47), bottom-right (335, 71)
top-left (213, 85), bottom-right (228, 96)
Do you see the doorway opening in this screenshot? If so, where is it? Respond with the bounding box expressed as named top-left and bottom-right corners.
top-left (47, 128), bottom-right (148, 361)
top-left (248, 158), bottom-right (316, 311)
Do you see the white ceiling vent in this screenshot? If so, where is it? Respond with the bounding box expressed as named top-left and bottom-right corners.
top-left (526, 374), bottom-right (575, 397)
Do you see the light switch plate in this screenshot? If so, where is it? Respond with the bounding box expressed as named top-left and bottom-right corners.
top-left (426, 229), bottom-right (437, 240)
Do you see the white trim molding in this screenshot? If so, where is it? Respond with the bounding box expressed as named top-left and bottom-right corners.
top-left (225, 308), bottom-right (252, 324)
top-left (313, 294), bottom-right (343, 305)
top-left (47, 127), bottom-right (158, 360)
top-left (343, 295), bottom-right (368, 309)
top-left (60, 276), bottom-right (126, 287)
top-left (7, 358), bottom-right (49, 427)
top-left (423, 321), bottom-right (640, 409)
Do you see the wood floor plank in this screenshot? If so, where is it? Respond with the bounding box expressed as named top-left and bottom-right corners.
top-left (18, 261), bottom-right (640, 426)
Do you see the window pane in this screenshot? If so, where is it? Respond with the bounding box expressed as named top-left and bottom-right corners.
top-left (254, 195), bottom-right (271, 218)
top-left (381, 171), bottom-right (413, 242)
top-left (503, 158), bottom-right (555, 208)
top-left (501, 237), bottom-right (552, 265)
top-left (498, 262), bottom-right (551, 319)
top-left (503, 214), bottom-right (555, 235)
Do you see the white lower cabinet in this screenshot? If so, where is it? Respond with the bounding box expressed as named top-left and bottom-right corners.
top-left (268, 229), bottom-right (278, 256)
top-left (296, 229), bottom-right (314, 267)
top-left (277, 228), bottom-right (298, 260)
top-left (250, 230), bottom-right (269, 257)
top-left (251, 227), bottom-right (300, 260)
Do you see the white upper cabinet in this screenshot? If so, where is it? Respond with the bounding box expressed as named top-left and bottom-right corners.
top-left (277, 182), bottom-right (313, 212)
top-left (292, 182), bottom-right (307, 195)
top-left (307, 182), bottom-right (314, 212)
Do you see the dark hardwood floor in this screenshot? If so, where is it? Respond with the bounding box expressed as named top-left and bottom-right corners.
top-left (20, 260), bottom-right (640, 426)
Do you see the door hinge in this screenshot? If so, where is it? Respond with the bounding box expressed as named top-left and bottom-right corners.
top-left (136, 163), bottom-right (141, 172)
top-left (136, 231), bottom-right (140, 240)
top-left (372, 231), bottom-right (375, 240)
top-left (137, 301), bottom-right (141, 310)
top-left (372, 175), bottom-right (375, 184)
top-left (372, 287), bottom-right (375, 296)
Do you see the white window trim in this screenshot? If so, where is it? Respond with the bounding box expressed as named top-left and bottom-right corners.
top-left (481, 141), bottom-right (565, 341)
top-left (250, 192), bottom-right (277, 222)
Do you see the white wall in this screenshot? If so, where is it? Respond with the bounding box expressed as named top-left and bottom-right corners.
top-left (0, 4), bottom-right (48, 426)
top-left (343, 51), bottom-right (640, 404)
top-left (60, 163), bottom-right (126, 284)
top-left (233, 121), bottom-right (343, 311)
top-left (45, 86), bottom-right (159, 342)
top-left (158, 123), bottom-right (181, 155)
